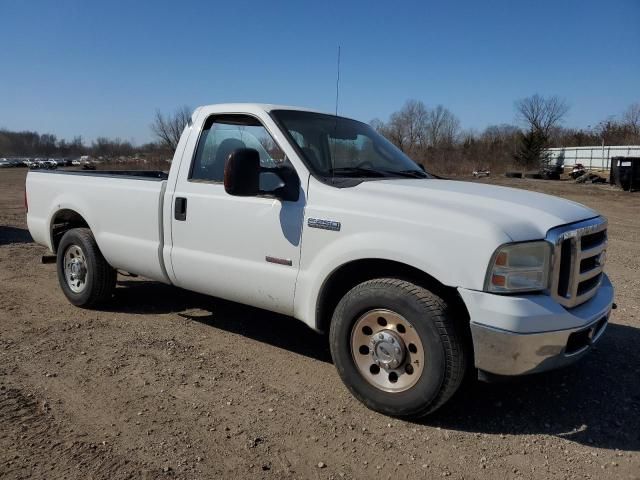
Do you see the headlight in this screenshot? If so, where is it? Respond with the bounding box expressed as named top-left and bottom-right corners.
top-left (485, 241), bottom-right (552, 293)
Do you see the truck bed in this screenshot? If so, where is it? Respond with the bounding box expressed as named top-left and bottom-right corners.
top-left (26, 169), bottom-right (170, 282)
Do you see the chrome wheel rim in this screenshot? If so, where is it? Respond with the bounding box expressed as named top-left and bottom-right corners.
top-left (63, 244), bottom-right (88, 293)
top-left (350, 309), bottom-right (425, 393)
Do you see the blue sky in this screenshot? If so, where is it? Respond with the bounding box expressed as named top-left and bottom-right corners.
top-left (1, 0), bottom-right (638, 144)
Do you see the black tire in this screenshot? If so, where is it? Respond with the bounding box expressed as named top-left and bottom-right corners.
top-left (329, 278), bottom-right (468, 417)
top-left (56, 228), bottom-right (116, 307)
top-left (505, 171), bottom-right (522, 178)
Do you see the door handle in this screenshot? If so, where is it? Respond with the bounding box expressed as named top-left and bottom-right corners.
top-left (175, 197), bottom-right (187, 221)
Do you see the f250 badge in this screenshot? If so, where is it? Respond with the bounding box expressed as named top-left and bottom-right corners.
top-left (308, 218), bottom-right (341, 232)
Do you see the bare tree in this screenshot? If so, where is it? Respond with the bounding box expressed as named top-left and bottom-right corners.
top-left (424, 105), bottom-right (460, 147)
top-left (91, 137), bottom-right (134, 157)
top-left (481, 124), bottom-right (520, 145)
top-left (39, 133), bottom-right (58, 156)
top-left (386, 99), bottom-right (429, 154)
top-left (515, 94), bottom-right (569, 136)
top-left (369, 118), bottom-right (387, 134)
top-left (384, 115), bottom-right (408, 152)
top-left (370, 118), bottom-right (402, 151)
top-left (151, 106), bottom-right (192, 151)
top-left (514, 95), bottom-right (569, 168)
top-left (623, 102), bottom-right (640, 136)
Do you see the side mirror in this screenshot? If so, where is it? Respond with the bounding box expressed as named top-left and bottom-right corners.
top-left (267, 164), bottom-right (300, 202)
top-left (224, 148), bottom-right (260, 196)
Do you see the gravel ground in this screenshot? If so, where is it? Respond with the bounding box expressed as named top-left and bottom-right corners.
top-left (1, 168), bottom-right (639, 479)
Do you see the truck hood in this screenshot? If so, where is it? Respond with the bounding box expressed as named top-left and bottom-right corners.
top-left (355, 179), bottom-right (598, 241)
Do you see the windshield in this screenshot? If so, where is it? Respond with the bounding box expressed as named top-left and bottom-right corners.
top-left (271, 110), bottom-right (429, 180)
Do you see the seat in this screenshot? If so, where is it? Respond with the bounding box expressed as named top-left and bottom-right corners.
top-left (209, 138), bottom-right (246, 181)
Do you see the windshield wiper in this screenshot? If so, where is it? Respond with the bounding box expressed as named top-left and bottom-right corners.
top-left (386, 169), bottom-right (428, 178)
top-left (328, 167), bottom-right (428, 179)
top-left (328, 167), bottom-right (390, 178)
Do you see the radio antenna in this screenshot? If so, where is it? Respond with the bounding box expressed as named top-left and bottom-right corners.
top-left (335, 45), bottom-right (341, 116)
top-left (330, 45), bottom-right (341, 184)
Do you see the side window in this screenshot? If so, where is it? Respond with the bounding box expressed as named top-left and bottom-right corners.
top-left (190, 115), bottom-right (286, 183)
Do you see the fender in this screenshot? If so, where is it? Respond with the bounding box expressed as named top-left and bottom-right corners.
top-left (294, 229), bottom-right (472, 329)
top-left (47, 198), bottom-right (95, 253)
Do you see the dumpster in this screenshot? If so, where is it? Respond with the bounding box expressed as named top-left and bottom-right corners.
top-left (610, 157), bottom-right (640, 191)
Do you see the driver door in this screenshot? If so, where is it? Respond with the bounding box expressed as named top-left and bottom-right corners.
top-left (169, 114), bottom-right (305, 315)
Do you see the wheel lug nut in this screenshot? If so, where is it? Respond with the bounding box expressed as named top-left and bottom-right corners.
top-left (378, 333), bottom-right (384, 340)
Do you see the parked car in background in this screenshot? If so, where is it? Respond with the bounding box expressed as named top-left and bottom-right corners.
top-left (472, 169), bottom-right (490, 177)
top-left (10, 159), bottom-right (26, 167)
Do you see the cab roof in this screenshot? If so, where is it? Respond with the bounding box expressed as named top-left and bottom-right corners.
top-left (197, 103), bottom-right (331, 115)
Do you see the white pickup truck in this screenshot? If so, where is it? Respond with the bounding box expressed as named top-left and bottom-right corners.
top-left (26, 103), bottom-right (614, 416)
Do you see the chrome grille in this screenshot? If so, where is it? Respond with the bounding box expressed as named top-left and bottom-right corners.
top-left (547, 217), bottom-right (607, 308)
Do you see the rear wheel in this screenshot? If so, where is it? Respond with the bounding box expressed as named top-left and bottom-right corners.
top-left (56, 228), bottom-right (116, 307)
top-left (329, 278), bottom-right (467, 417)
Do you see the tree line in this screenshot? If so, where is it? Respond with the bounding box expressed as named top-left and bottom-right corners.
top-left (1, 99), bottom-right (638, 174)
top-left (371, 96), bottom-right (640, 174)
top-left (0, 105), bottom-right (192, 161)
top-left (0, 129), bottom-right (169, 159)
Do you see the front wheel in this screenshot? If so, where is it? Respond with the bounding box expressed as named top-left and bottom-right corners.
top-left (56, 228), bottom-right (116, 307)
top-left (329, 278), bottom-right (468, 417)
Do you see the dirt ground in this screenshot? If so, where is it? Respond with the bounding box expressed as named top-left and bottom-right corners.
top-left (1, 168), bottom-right (639, 480)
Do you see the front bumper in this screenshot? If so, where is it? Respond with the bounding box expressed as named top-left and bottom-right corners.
top-left (458, 274), bottom-right (614, 376)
